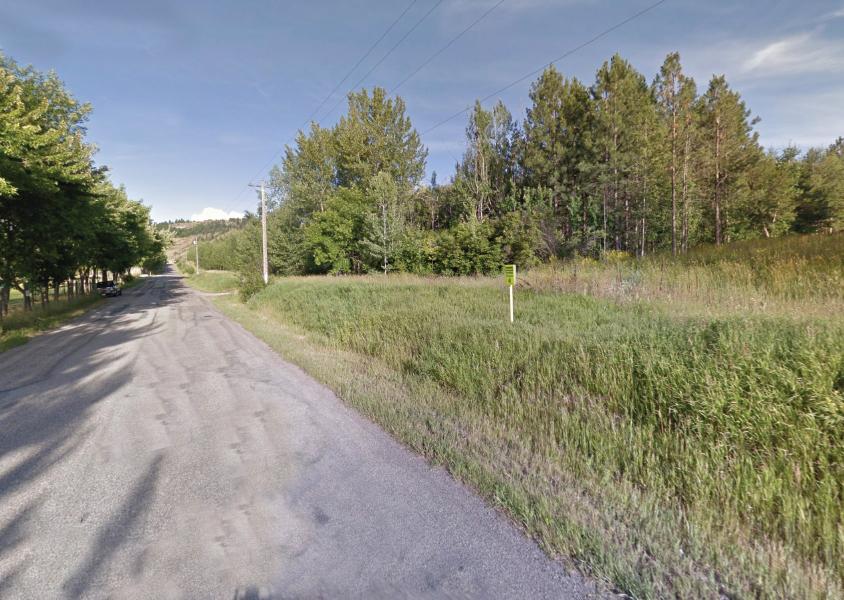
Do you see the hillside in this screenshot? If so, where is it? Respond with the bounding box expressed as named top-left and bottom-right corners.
top-left (158, 218), bottom-right (247, 264)
top-left (187, 232), bottom-right (844, 598)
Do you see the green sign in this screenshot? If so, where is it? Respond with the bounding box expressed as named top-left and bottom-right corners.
top-left (504, 264), bottom-right (516, 286)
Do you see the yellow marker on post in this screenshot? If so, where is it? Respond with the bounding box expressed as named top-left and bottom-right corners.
top-left (504, 264), bottom-right (516, 322)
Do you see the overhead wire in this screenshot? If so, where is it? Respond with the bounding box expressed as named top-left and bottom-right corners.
top-left (305, 0), bottom-right (419, 124)
top-left (223, 0), bottom-right (423, 212)
top-left (390, 0), bottom-right (507, 94)
top-left (318, 0), bottom-right (446, 122)
top-left (422, 0), bottom-right (669, 136)
top-left (226, 0), bottom-right (668, 213)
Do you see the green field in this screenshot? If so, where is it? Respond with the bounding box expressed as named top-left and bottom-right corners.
top-left (196, 234), bottom-right (844, 598)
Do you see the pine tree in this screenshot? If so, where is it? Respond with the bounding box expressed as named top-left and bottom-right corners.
top-left (522, 66), bottom-right (597, 255)
top-left (796, 139), bottom-right (844, 233)
top-left (735, 149), bottom-right (798, 238)
top-left (593, 55), bottom-right (656, 254)
top-left (696, 76), bottom-right (760, 244)
top-left (654, 53), bottom-right (697, 254)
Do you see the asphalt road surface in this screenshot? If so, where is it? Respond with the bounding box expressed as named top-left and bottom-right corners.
top-left (0, 269), bottom-right (603, 599)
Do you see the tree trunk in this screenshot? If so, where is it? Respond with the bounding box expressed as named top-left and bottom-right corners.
top-left (714, 113), bottom-right (723, 245)
top-left (681, 142), bottom-right (690, 253)
top-left (641, 174), bottom-right (647, 257)
top-left (581, 190), bottom-right (588, 253)
top-left (382, 204), bottom-right (388, 275)
top-left (602, 168), bottom-right (609, 253)
top-left (670, 106), bottom-right (678, 255)
top-left (0, 283), bottom-right (8, 318)
top-left (613, 126), bottom-right (620, 251)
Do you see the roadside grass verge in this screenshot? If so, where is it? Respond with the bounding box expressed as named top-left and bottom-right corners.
top-left (0, 294), bottom-right (102, 352)
top-left (182, 269), bottom-right (238, 293)
top-left (0, 277), bottom-right (146, 353)
top-left (211, 274), bottom-right (843, 599)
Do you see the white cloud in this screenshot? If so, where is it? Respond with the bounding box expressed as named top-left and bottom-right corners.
top-left (190, 207), bottom-right (244, 221)
top-left (742, 32), bottom-right (844, 76)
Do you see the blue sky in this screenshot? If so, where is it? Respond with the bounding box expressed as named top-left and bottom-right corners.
top-left (2, 0), bottom-right (843, 221)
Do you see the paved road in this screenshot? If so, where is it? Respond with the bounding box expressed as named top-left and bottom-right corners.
top-left (0, 269), bottom-right (602, 599)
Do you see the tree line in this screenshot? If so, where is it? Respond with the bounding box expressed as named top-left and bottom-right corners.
top-left (199, 52), bottom-right (844, 284)
top-left (0, 53), bottom-right (166, 315)
top-left (157, 218), bottom-right (244, 239)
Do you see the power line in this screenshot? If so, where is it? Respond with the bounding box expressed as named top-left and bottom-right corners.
top-left (223, 1), bottom-right (422, 213)
top-left (305, 0), bottom-right (419, 124)
top-left (423, 0), bottom-right (669, 136)
top-left (390, 0), bottom-right (507, 94)
top-left (319, 0), bottom-right (445, 122)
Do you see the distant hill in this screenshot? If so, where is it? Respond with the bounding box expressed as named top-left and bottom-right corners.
top-left (157, 218), bottom-right (250, 263)
top-left (156, 218), bottom-right (246, 239)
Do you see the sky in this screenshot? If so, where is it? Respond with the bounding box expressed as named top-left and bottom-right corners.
top-left (1, 0), bottom-right (843, 222)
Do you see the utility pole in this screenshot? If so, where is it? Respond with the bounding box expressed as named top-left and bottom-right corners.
top-left (249, 182), bottom-right (269, 284)
top-left (193, 238), bottom-right (200, 274)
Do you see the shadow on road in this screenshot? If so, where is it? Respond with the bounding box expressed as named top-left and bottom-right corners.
top-left (0, 270), bottom-right (188, 592)
top-left (61, 454), bottom-right (163, 598)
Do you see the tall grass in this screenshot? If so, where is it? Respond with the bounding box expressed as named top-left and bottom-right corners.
top-left (523, 233), bottom-right (844, 318)
top-left (215, 233), bottom-right (843, 597)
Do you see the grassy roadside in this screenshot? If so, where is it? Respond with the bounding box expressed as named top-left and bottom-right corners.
top-left (0, 294), bottom-right (102, 352)
top-left (180, 270), bottom-right (239, 293)
top-left (193, 273), bottom-right (843, 599)
top-left (186, 235), bottom-right (843, 598)
top-left (0, 277), bottom-right (145, 353)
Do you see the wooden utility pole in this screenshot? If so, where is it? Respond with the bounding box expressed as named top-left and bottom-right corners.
top-left (250, 182), bottom-right (270, 284)
top-left (261, 183), bottom-right (268, 284)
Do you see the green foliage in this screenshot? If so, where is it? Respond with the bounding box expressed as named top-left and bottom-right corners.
top-left (304, 187), bottom-right (368, 274)
top-left (238, 269), bottom-right (265, 302)
top-left (433, 220), bottom-right (502, 275)
top-left (176, 260), bottom-right (195, 275)
top-left (454, 100), bottom-right (519, 221)
top-left (197, 232), bottom-right (241, 271)
top-left (335, 87), bottom-right (427, 192)
top-left (493, 211), bottom-right (542, 267)
top-left (192, 54), bottom-right (840, 305)
top-left (795, 139), bottom-right (844, 233)
top-left (0, 53), bottom-right (163, 311)
top-left (362, 171), bottom-right (406, 273)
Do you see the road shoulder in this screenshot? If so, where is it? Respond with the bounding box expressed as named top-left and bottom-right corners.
top-left (195, 288), bottom-right (610, 598)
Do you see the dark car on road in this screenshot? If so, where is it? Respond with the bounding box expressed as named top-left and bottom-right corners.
top-left (96, 281), bottom-right (122, 297)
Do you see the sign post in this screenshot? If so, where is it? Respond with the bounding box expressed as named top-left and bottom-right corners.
top-left (504, 264), bottom-right (516, 323)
